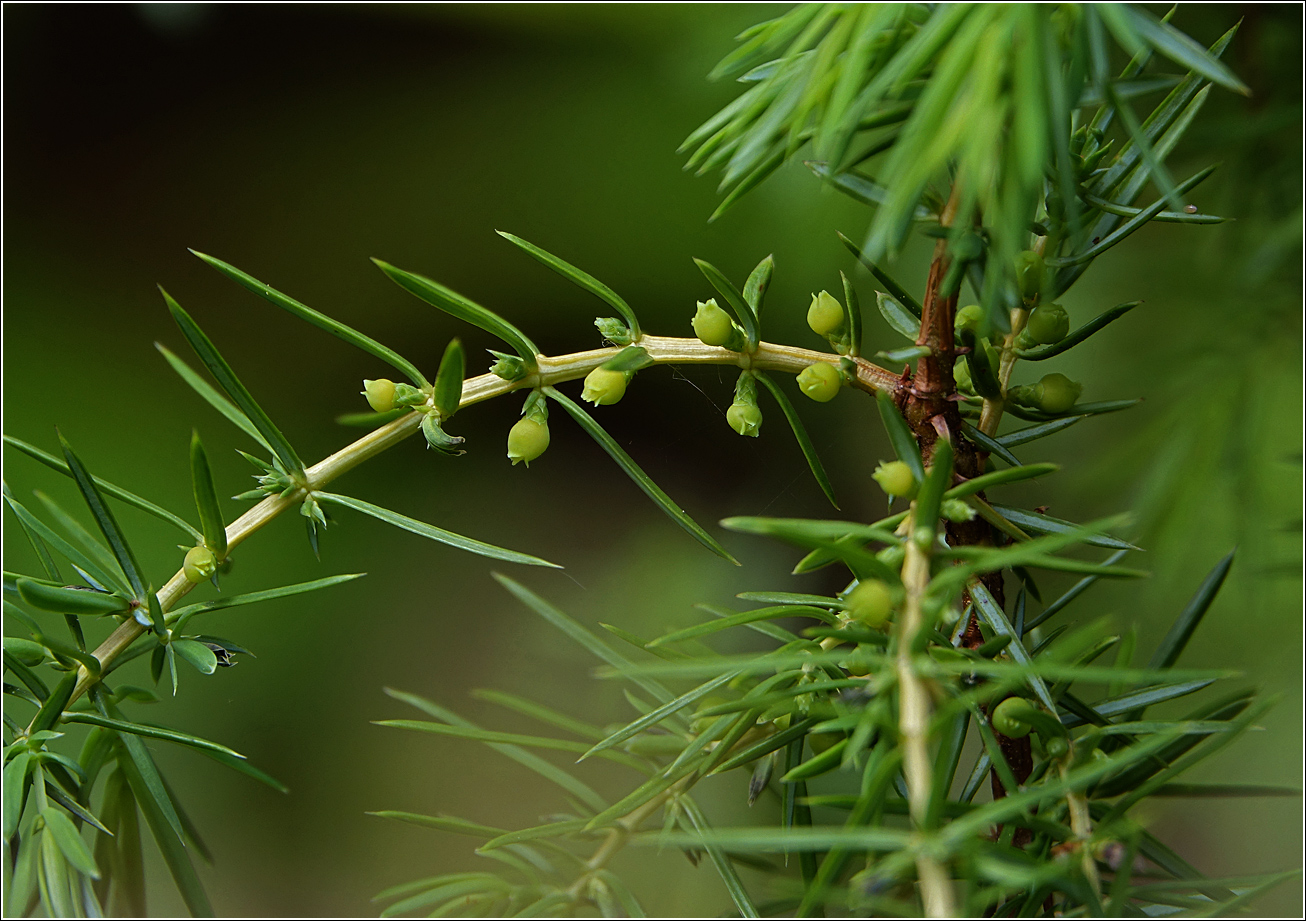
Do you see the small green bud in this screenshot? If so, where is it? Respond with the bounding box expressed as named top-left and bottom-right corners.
top-left (1014, 250), bottom-right (1045, 300)
top-left (941, 498), bottom-right (976, 523)
top-left (953, 355), bottom-right (973, 392)
top-left (692, 299), bottom-right (735, 347)
top-left (727, 401), bottom-right (763, 437)
top-left (872, 460), bottom-right (917, 498)
top-left (954, 304), bottom-right (984, 337)
top-left (362, 379), bottom-right (396, 413)
top-left (796, 362), bottom-right (841, 403)
top-left (581, 367), bottom-right (628, 406)
top-left (594, 317), bottom-right (633, 346)
top-left (1044, 735), bottom-right (1070, 759)
top-left (391, 383), bottom-right (428, 408)
top-left (992, 697), bottom-right (1037, 739)
top-left (183, 546), bottom-right (218, 584)
top-left (806, 290), bottom-right (845, 337)
top-left (1037, 372), bottom-right (1081, 413)
top-left (507, 417), bottom-right (550, 466)
top-left (1023, 302), bottom-right (1069, 345)
top-left (489, 351), bottom-right (528, 382)
top-left (843, 579), bottom-right (894, 628)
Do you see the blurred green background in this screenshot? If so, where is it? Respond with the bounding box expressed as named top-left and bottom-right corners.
top-left (3, 3), bottom-right (1300, 916)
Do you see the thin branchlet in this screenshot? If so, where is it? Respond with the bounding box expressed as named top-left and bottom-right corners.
top-left (44, 337), bottom-right (900, 716)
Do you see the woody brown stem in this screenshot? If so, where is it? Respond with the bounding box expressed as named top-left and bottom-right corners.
top-left (903, 186), bottom-right (1033, 828)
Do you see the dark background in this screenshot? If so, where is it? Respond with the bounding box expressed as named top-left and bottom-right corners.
top-left (4, 4), bottom-right (1301, 915)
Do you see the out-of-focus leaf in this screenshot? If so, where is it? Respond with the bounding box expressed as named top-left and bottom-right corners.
top-left (680, 795), bottom-right (759, 918)
top-left (1148, 550), bottom-right (1234, 671)
top-left (382, 687), bottom-right (606, 813)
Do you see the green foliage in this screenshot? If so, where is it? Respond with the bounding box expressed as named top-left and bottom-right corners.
top-left (1, 4), bottom-right (1295, 919)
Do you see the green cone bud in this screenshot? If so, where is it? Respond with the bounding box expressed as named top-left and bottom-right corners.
top-left (727, 401), bottom-right (763, 437)
top-left (507, 417), bottom-right (550, 466)
top-left (941, 498), bottom-right (976, 523)
top-left (362, 379), bottom-right (397, 413)
top-left (391, 382), bottom-right (428, 408)
top-left (183, 546), bottom-right (218, 584)
top-left (1037, 372), bottom-right (1081, 413)
top-left (692, 299), bottom-right (735, 347)
top-left (992, 697), bottom-right (1037, 738)
top-left (581, 367), bottom-right (628, 406)
top-left (1023, 302), bottom-right (1069, 345)
top-left (593, 317), bottom-right (633, 346)
top-left (872, 460), bottom-right (917, 498)
top-left (843, 579), bottom-right (894, 628)
top-left (796, 362), bottom-right (841, 403)
top-left (489, 351), bottom-right (528, 382)
top-left (1014, 250), bottom-right (1045, 300)
top-left (806, 290), bottom-right (845, 337)
top-left (1044, 735), bottom-right (1070, 759)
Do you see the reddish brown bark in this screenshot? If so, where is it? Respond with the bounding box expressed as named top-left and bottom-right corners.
top-left (901, 212), bottom-right (1033, 843)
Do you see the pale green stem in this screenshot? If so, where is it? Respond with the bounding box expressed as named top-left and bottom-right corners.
top-left (978, 235), bottom-right (1046, 437)
top-left (1061, 761), bottom-right (1102, 895)
top-left (896, 508), bottom-right (956, 917)
top-left (46, 337), bottom-right (898, 718)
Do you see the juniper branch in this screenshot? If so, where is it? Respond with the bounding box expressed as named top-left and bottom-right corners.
top-left (41, 337), bottom-right (899, 718)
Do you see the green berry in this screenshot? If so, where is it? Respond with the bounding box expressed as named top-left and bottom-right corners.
top-left (872, 460), bottom-right (917, 498)
top-left (581, 367), bottom-right (628, 406)
top-left (796, 363), bottom-right (841, 402)
top-left (844, 579), bottom-right (894, 628)
top-left (1014, 250), bottom-right (1045, 300)
top-left (992, 697), bottom-right (1037, 738)
top-left (806, 290), bottom-right (845, 337)
top-left (726, 401), bottom-right (762, 437)
top-left (692, 299), bottom-right (735, 347)
top-left (1024, 302), bottom-right (1069, 345)
top-left (507, 417), bottom-right (550, 466)
top-left (1038, 372), bottom-right (1081, 413)
top-left (183, 546), bottom-right (218, 584)
top-left (362, 379), bottom-right (397, 413)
